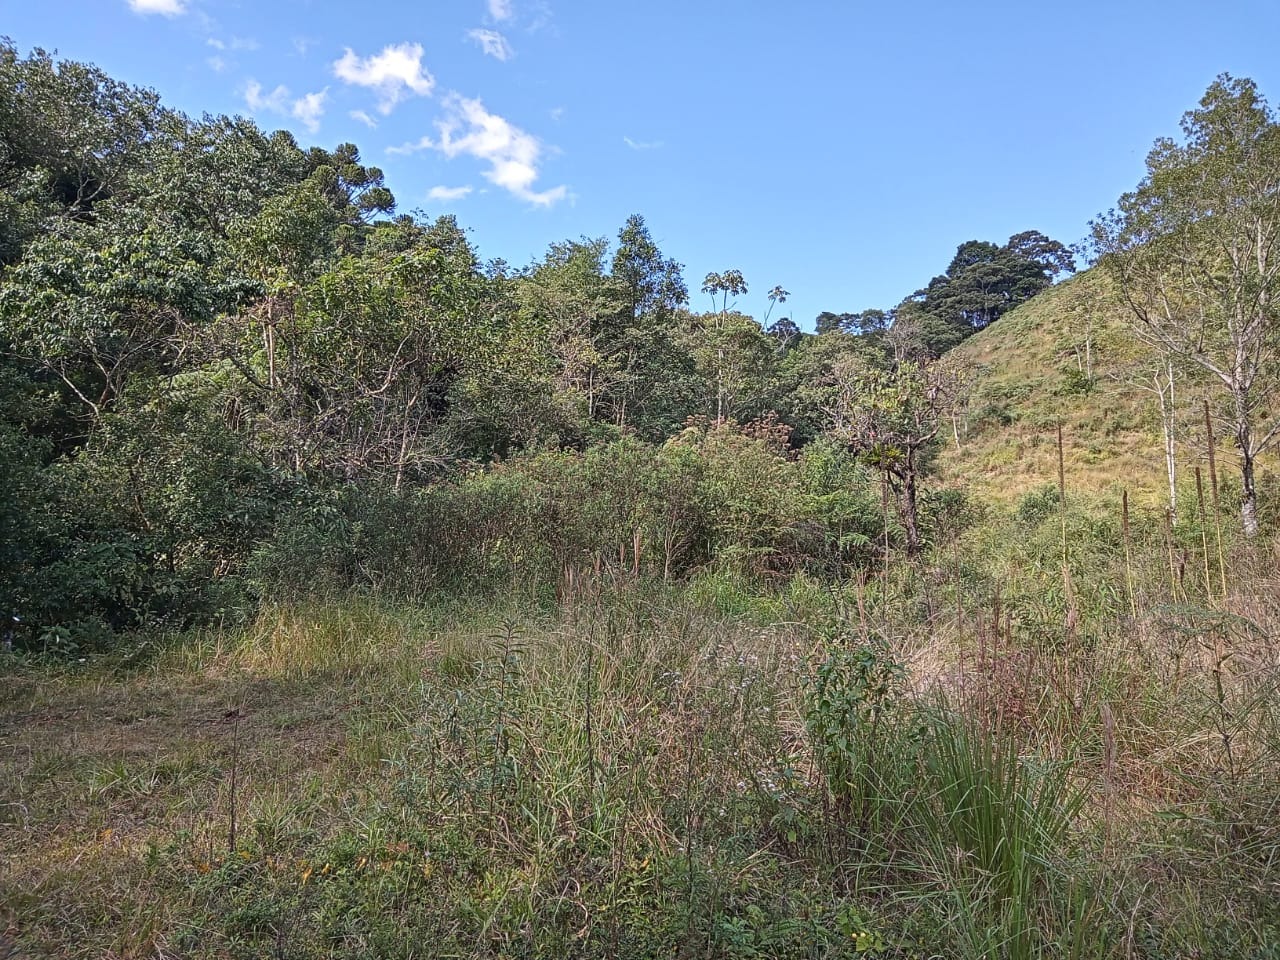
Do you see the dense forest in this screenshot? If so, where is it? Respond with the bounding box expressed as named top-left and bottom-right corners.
top-left (0, 40), bottom-right (1085, 648)
top-left (3, 40), bottom-right (1280, 960)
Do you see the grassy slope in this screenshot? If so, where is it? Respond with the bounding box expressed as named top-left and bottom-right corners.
top-left (937, 270), bottom-right (1181, 507)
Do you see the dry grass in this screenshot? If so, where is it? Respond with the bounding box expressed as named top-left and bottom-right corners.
top-left (2, 544), bottom-right (1279, 958)
top-left (937, 270), bottom-right (1274, 509)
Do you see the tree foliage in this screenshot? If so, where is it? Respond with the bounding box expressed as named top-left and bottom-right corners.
top-left (1091, 73), bottom-right (1280, 535)
top-left (2, 41), bottom-right (1270, 648)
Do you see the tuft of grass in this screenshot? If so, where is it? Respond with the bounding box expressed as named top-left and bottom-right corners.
top-left (915, 704), bottom-right (1091, 960)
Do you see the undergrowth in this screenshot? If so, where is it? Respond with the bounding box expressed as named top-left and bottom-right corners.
top-left (3, 512), bottom-right (1280, 958)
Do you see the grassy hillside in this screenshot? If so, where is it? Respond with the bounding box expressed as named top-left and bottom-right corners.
top-left (937, 269), bottom-right (1208, 507)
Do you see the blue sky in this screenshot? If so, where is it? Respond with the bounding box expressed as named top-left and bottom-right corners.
top-left (6, 0), bottom-right (1280, 327)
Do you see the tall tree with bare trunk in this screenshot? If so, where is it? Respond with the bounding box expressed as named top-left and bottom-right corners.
top-left (1091, 74), bottom-right (1280, 536)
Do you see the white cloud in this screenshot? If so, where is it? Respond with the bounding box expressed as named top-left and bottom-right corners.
top-left (126, 0), bottom-right (186, 16)
top-left (244, 80), bottom-right (290, 114)
top-left (427, 185), bottom-right (474, 202)
top-left (209, 36), bottom-right (258, 51)
top-left (206, 55), bottom-right (227, 72)
top-left (350, 109), bottom-right (378, 129)
top-left (467, 28), bottom-right (513, 61)
top-left (333, 43), bottom-right (435, 114)
top-left (292, 89), bottom-right (328, 133)
top-left (242, 81), bottom-right (328, 134)
top-left (387, 135), bottom-right (435, 156)
top-left (431, 94), bottom-right (566, 207)
top-left (623, 136), bottom-right (663, 150)
top-left (488, 0), bottom-right (514, 21)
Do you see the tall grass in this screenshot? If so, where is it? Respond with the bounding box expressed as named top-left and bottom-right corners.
top-left (5, 499), bottom-right (1280, 957)
top-left (916, 705), bottom-right (1088, 959)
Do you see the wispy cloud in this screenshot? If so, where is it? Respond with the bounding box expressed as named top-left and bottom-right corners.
top-left (292, 89), bottom-right (328, 133)
top-left (386, 135), bottom-right (434, 156)
top-left (206, 55), bottom-right (227, 72)
top-left (333, 42), bottom-right (435, 114)
top-left (350, 109), bottom-right (378, 129)
top-left (126, 0), bottom-right (186, 15)
top-left (623, 136), bottom-right (663, 150)
top-left (244, 80), bottom-right (290, 114)
top-left (427, 185), bottom-right (474, 202)
top-left (466, 28), bottom-right (513, 61)
top-left (208, 36), bottom-right (258, 51)
top-left (430, 94), bottom-right (566, 207)
top-left (487, 0), bottom-right (514, 21)
top-left (243, 81), bottom-right (328, 135)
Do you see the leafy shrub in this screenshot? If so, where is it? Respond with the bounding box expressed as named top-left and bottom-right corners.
top-left (5, 397), bottom-right (287, 650)
top-left (251, 429), bottom-right (887, 603)
top-left (1060, 367), bottom-right (1096, 396)
top-left (804, 632), bottom-right (918, 834)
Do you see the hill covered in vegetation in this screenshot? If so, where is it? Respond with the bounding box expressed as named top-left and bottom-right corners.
top-left (939, 269), bottom-right (1163, 500)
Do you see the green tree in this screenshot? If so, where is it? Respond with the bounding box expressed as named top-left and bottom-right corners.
top-left (763, 284), bottom-right (790, 325)
top-left (698, 270), bottom-right (753, 420)
top-left (0, 200), bottom-right (229, 421)
top-left (517, 235), bottom-right (624, 431)
top-left (682, 309), bottom-right (776, 424)
top-left (767, 316), bottom-right (802, 352)
top-left (904, 231), bottom-right (1076, 354)
top-left (825, 357), bottom-right (964, 554)
top-left (606, 217), bottom-right (699, 435)
top-left (611, 213), bottom-right (688, 324)
top-left (776, 330), bottom-right (879, 444)
top-left (1090, 74), bottom-right (1280, 536)
top-left (930, 235), bottom-right (1072, 332)
top-left (0, 39), bottom-right (164, 248)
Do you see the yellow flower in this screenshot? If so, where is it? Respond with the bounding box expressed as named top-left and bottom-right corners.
top-left (300, 866), bottom-right (313, 885)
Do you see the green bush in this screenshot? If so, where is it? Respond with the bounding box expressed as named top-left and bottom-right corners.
top-left (250, 429), bottom-right (887, 603)
top-left (4, 397), bottom-right (287, 651)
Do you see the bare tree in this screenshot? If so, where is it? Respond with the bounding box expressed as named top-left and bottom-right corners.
top-left (1091, 75), bottom-right (1280, 536)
